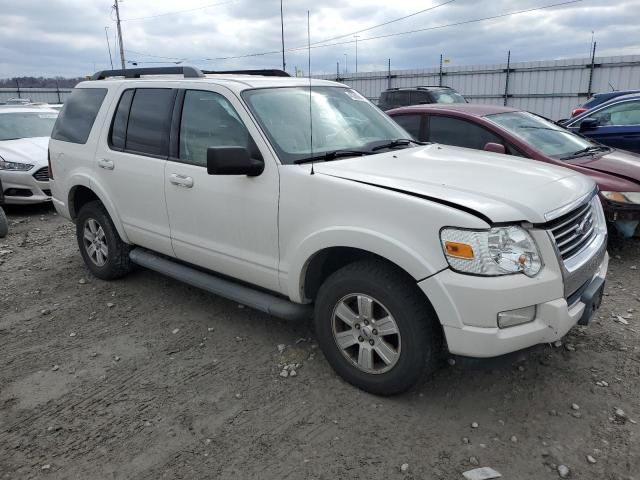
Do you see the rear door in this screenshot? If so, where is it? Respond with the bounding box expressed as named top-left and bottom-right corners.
top-left (93, 86), bottom-right (175, 256)
top-left (164, 87), bottom-right (280, 292)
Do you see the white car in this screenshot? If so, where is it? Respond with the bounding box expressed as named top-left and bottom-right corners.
top-left (0, 107), bottom-right (58, 204)
top-left (49, 67), bottom-right (608, 395)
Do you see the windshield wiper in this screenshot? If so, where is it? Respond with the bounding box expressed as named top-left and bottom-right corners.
top-left (293, 149), bottom-right (372, 164)
top-left (560, 145), bottom-right (609, 159)
top-left (370, 138), bottom-right (427, 151)
top-left (516, 125), bottom-right (561, 132)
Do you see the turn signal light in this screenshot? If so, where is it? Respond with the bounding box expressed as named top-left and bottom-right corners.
top-left (444, 241), bottom-right (474, 259)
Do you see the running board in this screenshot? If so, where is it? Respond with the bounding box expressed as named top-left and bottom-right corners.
top-left (129, 248), bottom-right (312, 321)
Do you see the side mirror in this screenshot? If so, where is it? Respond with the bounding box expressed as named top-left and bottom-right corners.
top-left (579, 118), bottom-right (599, 132)
top-left (206, 146), bottom-right (264, 177)
top-left (483, 142), bottom-right (506, 154)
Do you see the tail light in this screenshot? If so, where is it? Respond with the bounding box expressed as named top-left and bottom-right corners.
top-left (48, 149), bottom-right (53, 179)
top-left (571, 107), bottom-right (587, 117)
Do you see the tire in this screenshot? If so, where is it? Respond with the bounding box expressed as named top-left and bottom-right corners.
top-left (76, 201), bottom-right (132, 280)
top-left (314, 259), bottom-right (440, 395)
top-left (0, 207), bottom-right (7, 238)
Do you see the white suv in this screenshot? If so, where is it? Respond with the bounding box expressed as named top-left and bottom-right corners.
top-left (49, 67), bottom-right (608, 394)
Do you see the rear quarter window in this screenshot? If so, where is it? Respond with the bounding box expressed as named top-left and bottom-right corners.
top-left (51, 88), bottom-right (107, 144)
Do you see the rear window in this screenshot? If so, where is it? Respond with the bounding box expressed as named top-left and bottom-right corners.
top-left (51, 88), bottom-right (107, 144)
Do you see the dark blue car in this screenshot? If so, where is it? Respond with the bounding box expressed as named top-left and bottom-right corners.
top-left (568, 89), bottom-right (640, 118)
top-left (565, 93), bottom-right (640, 154)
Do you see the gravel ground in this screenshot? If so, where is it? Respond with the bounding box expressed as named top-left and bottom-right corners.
top-left (1, 204), bottom-right (639, 480)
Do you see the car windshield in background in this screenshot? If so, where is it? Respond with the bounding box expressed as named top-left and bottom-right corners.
top-left (0, 111), bottom-right (58, 141)
top-left (242, 86), bottom-right (411, 164)
top-left (431, 90), bottom-right (466, 104)
top-left (485, 111), bottom-right (598, 159)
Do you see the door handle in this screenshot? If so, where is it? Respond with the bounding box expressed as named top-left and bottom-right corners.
top-left (97, 158), bottom-right (115, 170)
top-left (169, 173), bottom-right (194, 188)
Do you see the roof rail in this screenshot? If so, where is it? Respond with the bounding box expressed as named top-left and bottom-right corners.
top-left (91, 66), bottom-right (205, 80)
top-left (201, 69), bottom-right (290, 77)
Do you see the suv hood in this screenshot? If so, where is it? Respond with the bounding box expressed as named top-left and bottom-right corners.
top-left (0, 137), bottom-right (49, 167)
top-left (314, 144), bottom-right (595, 224)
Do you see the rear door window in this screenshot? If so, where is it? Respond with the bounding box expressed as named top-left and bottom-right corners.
top-left (428, 115), bottom-right (502, 149)
top-left (125, 88), bottom-right (175, 157)
top-left (393, 114), bottom-right (423, 140)
top-left (409, 91), bottom-right (431, 105)
top-left (51, 88), bottom-right (107, 144)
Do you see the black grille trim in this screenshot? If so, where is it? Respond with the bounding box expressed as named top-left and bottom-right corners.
top-left (33, 167), bottom-right (49, 182)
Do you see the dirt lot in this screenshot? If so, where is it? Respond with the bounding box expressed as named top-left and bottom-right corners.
top-left (0, 204), bottom-right (638, 480)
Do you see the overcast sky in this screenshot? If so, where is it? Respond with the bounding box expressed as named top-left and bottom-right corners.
top-left (2, 0), bottom-right (639, 78)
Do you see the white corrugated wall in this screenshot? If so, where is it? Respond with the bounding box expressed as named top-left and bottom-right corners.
top-left (315, 54), bottom-right (640, 120)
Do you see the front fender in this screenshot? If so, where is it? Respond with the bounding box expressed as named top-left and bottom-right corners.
top-left (286, 226), bottom-right (446, 303)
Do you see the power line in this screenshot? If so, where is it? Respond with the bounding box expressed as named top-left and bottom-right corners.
top-left (311, 0), bottom-right (455, 45)
top-left (121, 0), bottom-right (233, 21)
top-left (125, 0), bottom-right (584, 63)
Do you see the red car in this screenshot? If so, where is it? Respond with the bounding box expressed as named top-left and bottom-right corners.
top-left (387, 104), bottom-right (640, 238)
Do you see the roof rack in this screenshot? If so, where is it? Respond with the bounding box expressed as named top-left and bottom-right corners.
top-left (91, 67), bottom-right (291, 81)
top-left (202, 69), bottom-right (290, 77)
top-left (91, 66), bottom-right (205, 80)
top-left (384, 85), bottom-right (452, 91)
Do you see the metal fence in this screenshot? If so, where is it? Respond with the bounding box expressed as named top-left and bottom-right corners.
top-left (315, 53), bottom-right (640, 120)
top-left (0, 87), bottom-right (73, 104)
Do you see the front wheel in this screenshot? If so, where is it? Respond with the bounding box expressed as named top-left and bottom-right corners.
top-left (76, 201), bottom-right (132, 280)
top-left (314, 260), bottom-right (440, 395)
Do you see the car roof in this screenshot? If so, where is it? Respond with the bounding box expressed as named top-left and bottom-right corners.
top-left (77, 74), bottom-right (345, 94)
top-left (387, 103), bottom-right (520, 117)
top-left (593, 89), bottom-right (640, 98)
top-left (0, 106), bottom-right (59, 114)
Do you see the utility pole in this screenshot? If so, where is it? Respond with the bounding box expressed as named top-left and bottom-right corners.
top-left (104, 26), bottom-right (114, 70)
top-left (114, 0), bottom-right (126, 70)
top-left (343, 53), bottom-right (348, 74)
top-left (280, 0), bottom-right (286, 72)
top-left (354, 35), bottom-right (360, 74)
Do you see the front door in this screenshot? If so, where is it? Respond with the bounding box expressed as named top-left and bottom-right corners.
top-left (164, 88), bottom-right (281, 293)
top-left (571, 99), bottom-right (640, 153)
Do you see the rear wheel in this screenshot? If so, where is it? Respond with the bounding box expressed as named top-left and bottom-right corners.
top-left (314, 259), bottom-right (439, 395)
top-left (76, 201), bottom-right (132, 280)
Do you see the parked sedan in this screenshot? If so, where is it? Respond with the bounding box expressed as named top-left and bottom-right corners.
top-left (564, 93), bottom-right (640, 154)
top-left (387, 103), bottom-right (640, 237)
top-left (0, 107), bottom-right (58, 204)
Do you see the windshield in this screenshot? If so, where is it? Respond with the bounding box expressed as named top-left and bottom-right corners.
top-left (431, 90), bottom-right (466, 104)
top-left (0, 111), bottom-right (58, 141)
top-left (485, 111), bottom-right (597, 159)
top-left (242, 87), bottom-right (411, 164)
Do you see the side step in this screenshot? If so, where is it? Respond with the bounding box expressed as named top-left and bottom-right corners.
top-left (129, 248), bottom-right (312, 321)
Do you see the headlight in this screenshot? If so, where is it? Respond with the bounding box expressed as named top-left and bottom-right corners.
top-left (601, 191), bottom-right (640, 205)
top-left (0, 156), bottom-right (34, 171)
top-left (440, 226), bottom-right (542, 277)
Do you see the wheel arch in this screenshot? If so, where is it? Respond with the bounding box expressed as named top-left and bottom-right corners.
top-left (288, 227), bottom-right (444, 303)
top-left (68, 183), bottom-right (130, 243)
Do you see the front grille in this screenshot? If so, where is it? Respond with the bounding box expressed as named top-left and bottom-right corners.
top-left (33, 167), bottom-right (49, 182)
top-left (547, 200), bottom-right (597, 261)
